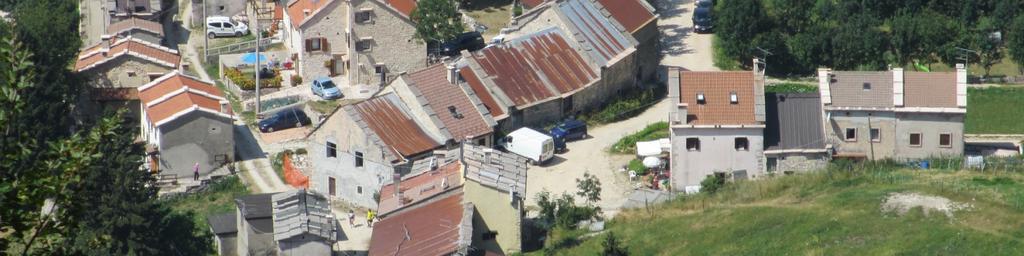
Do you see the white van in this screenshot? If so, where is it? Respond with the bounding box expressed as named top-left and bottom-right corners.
top-left (500, 128), bottom-right (555, 165)
top-left (206, 16), bottom-right (249, 39)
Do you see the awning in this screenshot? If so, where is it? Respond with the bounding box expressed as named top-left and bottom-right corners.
top-left (636, 138), bottom-right (671, 157)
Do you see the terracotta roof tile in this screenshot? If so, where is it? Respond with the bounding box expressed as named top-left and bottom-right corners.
top-left (106, 17), bottom-right (164, 36)
top-left (459, 67), bottom-right (505, 118)
top-left (369, 193), bottom-right (466, 256)
top-left (904, 72), bottom-right (957, 108)
top-left (75, 38), bottom-right (180, 72)
top-left (286, 0), bottom-right (334, 27)
top-left (349, 94), bottom-right (442, 158)
top-left (595, 0), bottom-right (655, 33)
top-left (522, 0), bottom-right (547, 8)
top-left (407, 64), bottom-right (493, 140)
top-left (471, 29), bottom-right (597, 107)
top-left (377, 161), bottom-right (462, 215)
top-left (139, 72), bottom-right (229, 126)
top-left (385, 0), bottom-right (417, 17)
top-left (679, 71), bottom-right (757, 125)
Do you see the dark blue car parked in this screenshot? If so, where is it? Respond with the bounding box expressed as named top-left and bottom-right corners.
top-left (550, 119), bottom-right (587, 152)
top-left (258, 108), bottom-right (312, 133)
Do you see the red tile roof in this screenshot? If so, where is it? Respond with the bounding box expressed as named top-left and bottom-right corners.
top-left (522, 0), bottom-right (548, 8)
top-left (407, 64), bottom-right (493, 140)
top-left (139, 72), bottom-right (230, 126)
top-left (386, 0), bottom-right (417, 17)
top-left (286, 0), bottom-right (335, 28)
top-left (679, 71), bottom-right (758, 125)
top-left (471, 29), bottom-right (597, 107)
top-left (75, 37), bottom-right (180, 72)
top-left (904, 72), bottom-right (957, 108)
top-left (459, 67), bottom-right (505, 118)
top-left (377, 161), bottom-right (462, 215)
top-left (595, 0), bottom-right (656, 33)
top-left (369, 193), bottom-right (466, 256)
top-left (106, 17), bottom-right (164, 37)
top-left (349, 94), bottom-right (442, 158)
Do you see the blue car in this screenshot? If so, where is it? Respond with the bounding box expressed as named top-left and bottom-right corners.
top-left (550, 119), bottom-right (587, 152)
top-left (311, 77), bottom-right (342, 100)
top-left (258, 108), bottom-right (312, 133)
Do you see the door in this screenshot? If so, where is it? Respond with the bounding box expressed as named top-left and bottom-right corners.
top-left (328, 177), bottom-right (336, 196)
top-left (208, 22), bottom-right (222, 35)
top-left (222, 22), bottom-right (234, 35)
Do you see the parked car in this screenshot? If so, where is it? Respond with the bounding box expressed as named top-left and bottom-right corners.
top-left (440, 31), bottom-right (486, 56)
top-left (258, 108), bottom-right (311, 133)
top-left (311, 77), bottom-right (342, 100)
top-left (693, 6), bottom-right (713, 33)
top-left (499, 128), bottom-right (555, 165)
top-left (207, 16), bottom-right (249, 39)
top-left (550, 119), bottom-right (588, 152)
top-left (695, 0), bottom-right (714, 8)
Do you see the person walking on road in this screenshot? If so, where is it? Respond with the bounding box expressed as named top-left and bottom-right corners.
top-left (366, 210), bottom-right (376, 228)
top-left (348, 210), bottom-right (355, 227)
top-left (193, 162), bottom-right (200, 181)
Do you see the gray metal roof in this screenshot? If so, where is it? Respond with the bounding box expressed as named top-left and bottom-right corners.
top-left (765, 93), bottom-right (826, 151)
top-left (828, 71), bottom-right (893, 108)
top-left (207, 212), bottom-right (237, 235)
top-left (236, 193), bottom-right (275, 219)
top-left (555, 0), bottom-right (637, 68)
top-left (460, 144), bottom-right (528, 194)
top-left (272, 189), bottom-right (336, 242)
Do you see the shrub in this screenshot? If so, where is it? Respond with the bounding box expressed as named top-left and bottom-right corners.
top-left (513, 5), bottom-right (523, 16)
top-left (610, 122), bottom-right (669, 154)
top-left (291, 74), bottom-right (303, 87)
top-left (766, 83), bottom-right (818, 93)
top-left (294, 148), bottom-right (308, 155)
top-left (224, 67), bottom-right (282, 90)
top-left (580, 87), bottom-right (663, 125)
top-left (700, 174), bottom-right (726, 194)
top-left (627, 159), bottom-right (647, 175)
top-left (602, 232), bottom-right (628, 256)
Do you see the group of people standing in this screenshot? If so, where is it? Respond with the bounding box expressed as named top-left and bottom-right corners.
top-left (347, 209), bottom-right (376, 228)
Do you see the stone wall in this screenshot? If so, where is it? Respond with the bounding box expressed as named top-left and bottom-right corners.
top-left (631, 18), bottom-right (660, 83)
top-left (826, 110), bottom-right (897, 160)
top-left (308, 107), bottom-right (396, 208)
top-left (349, 0), bottom-right (426, 86)
top-left (297, 0), bottom-right (348, 81)
top-left (767, 152), bottom-right (829, 173)
top-left (894, 112), bottom-right (964, 159)
top-left (463, 181), bottom-right (522, 254)
top-left (157, 111), bottom-right (235, 176)
top-left (86, 57), bottom-right (175, 89)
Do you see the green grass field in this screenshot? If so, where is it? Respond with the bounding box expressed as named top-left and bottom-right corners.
top-left (164, 176), bottom-right (250, 233)
top-left (966, 87), bottom-right (1024, 134)
top-left (610, 122), bottom-right (669, 154)
top-left (537, 167), bottom-right (1024, 255)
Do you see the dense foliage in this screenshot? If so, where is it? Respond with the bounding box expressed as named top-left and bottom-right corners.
top-left (716, 0), bottom-right (1024, 76)
top-left (0, 1), bottom-right (213, 254)
top-left (410, 0), bottom-right (465, 43)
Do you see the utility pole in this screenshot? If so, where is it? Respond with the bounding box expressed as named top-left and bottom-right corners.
top-left (203, 0), bottom-right (208, 62)
top-left (254, 12), bottom-right (261, 117)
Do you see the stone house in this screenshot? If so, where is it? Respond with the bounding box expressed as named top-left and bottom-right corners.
top-left (372, 144), bottom-right (528, 255)
top-left (347, 0), bottom-right (425, 87)
top-left (307, 93), bottom-right (447, 208)
top-left (208, 189), bottom-right (336, 256)
top-left (138, 72), bottom-right (234, 176)
top-left (764, 93), bottom-right (830, 173)
top-left (105, 17), bottom-right (165, 46)
top-left (667, 66), bottom-right (767, 191)
top-left (387, 63), bottom-right (498, 147)
top-left (818, 66), bottom-right (967, 160)
top-left (75, 36), bottom-right (181, 123)
top-left (283, 0), bottom-right (348, 81)
top-left (457, 27), bottom-right (602, 131)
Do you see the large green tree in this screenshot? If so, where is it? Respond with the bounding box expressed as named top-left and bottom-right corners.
top-left (889, 10), bottom-right (958, 66)
top-left (410, 0), bottom-right (465, 43)
top-left (713, 0), bottom-right (772, 68)
top-left (1008, 15), bottom-right (1024, 74)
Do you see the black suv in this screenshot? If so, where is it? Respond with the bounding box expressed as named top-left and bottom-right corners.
top-left (257, 108), bottom-right (311, 133)
top-left (440, 32), bottom-right (486, 57)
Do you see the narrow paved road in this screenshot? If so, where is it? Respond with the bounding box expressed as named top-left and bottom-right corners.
top-left (525, 0), bottom-right (719, 217)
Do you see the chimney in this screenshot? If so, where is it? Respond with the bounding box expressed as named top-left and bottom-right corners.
top-left (429, 157), bottom-right (438, 171)
top-left (303, 9), bottom-right (311, 17)
top-left (892, 67), bottom-right (904, 107)
top-left (818, 68), bottom-right (832, 105)
top-left (219, 100), bottom-right (231, 114)
top-left (446, 64), bottom-right (458, 84)
top-left (752, 59), bottom-right (766, 123)
top-left (667, 67), bottom-right (686, 125)
top-left (393, 172), bottom-right (402, 205)
top-left (956, 63), bottom-right (967, 108)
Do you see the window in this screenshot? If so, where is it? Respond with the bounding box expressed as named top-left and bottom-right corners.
top-left (148, 73), bottom-right (163, 81)
top-left (357, 186), bottom-right (363, 194)
top-left (863, 82), bottom-right (871, 90)
top-left (696, 93), bottom-right (706, 104)
top-left (127, 71), bottom-right (137, 77)
top-left (328, 177), bottom-right (336, 196)
top-left (326, 141), bottom-right (337, 158)
top-left (733, 170), bottom-right (748, 181)
top-left (374, 65), bottom-right (385, 74)
top-left (909, 133), bottom-right (922, 147)
top-left (310, 38), bottom-right (322, 51)
top-left (355, 11), bottom-right (372, 23)
top-left (355, 151), bottom-right (364, 167)
top-left (939, 133), bottom-right (952, 147)
top-left (870, 128), bottom-right (880, 142)
top-left (844, 128), bottom-right (857, 141)
top-left (482, 231), bottom-right (498, 240)
top-left (734, 137), bottom-right (749, 151)
top-left (223, 22), bottom-right (233, 29)
top-left (766, 158), bottom-right (778, 173)
top-left (686, 138), bottom-right (700, 151)
top-left (356, 40), bottom-right (371, 52)
top-left (729, 91), bottom-right (738, 104)
top-left (209, 22), bottom-right (222, 28)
